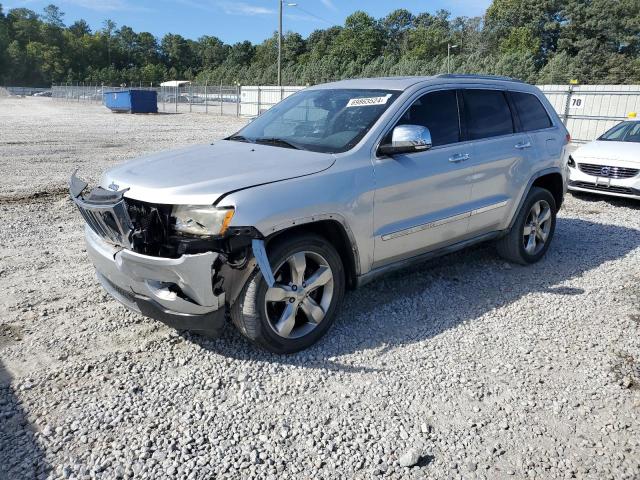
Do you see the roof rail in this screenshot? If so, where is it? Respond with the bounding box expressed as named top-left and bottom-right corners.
top-left (435, 74), bottom-right (525, 83)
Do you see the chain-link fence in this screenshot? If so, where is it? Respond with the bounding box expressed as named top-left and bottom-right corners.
top-left (3, 86), bottom-right (50, 96)
top-left (50, 83), bottom-right (304, 117)
top-left (40, 83), bottom-right (640, 143)
top-left (52, 84), bottom-right (107, 103)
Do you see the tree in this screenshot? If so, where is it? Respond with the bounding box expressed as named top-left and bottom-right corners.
top-left (330, 11), bottom-right (383, 64)
top-left (1, 1), bottom-right (640, 87)
top-left (116, 26), bottom-right (136, 66)
top-left (283, 32), bottom-right (305, 64)
top-left (102, 19), bottom-right (116, 65)
top-left (42, 4), bottom-right (64, 28)
top-left (198, 35), bottom-right (227, 69)
top-left (381, 8), bottom-right (414, 57)
top-left (161, 33), bottom-right (195, 75)
top-left (485, 0), bottom-right (562, 63)
top-left (68, 19), bottom-right (90, 37)
top-left (7, 8), bottom-right (41, 45)
top-left (405, 11), bottom-right (450, 60)
top-left (0, 4), bottom-right (9, 83)
top-left (226, 40), bottom-right (255, 67)
top-left (136, 32), bottom-right (159, 65)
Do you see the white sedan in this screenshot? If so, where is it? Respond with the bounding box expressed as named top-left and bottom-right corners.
top-left (568, 119), bottom-right (640, 200)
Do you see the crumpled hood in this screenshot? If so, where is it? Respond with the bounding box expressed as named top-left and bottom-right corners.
top-left (101, 140), bottom-right (335, 205)
top-left (574, 140), bottom-right (640, 164)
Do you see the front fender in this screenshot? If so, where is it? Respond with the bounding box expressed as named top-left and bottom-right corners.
top-left (219, 164), bottom-right (375, 276)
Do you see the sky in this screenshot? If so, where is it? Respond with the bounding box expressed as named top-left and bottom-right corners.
top-left (3, 0), bottom-right (491, 44)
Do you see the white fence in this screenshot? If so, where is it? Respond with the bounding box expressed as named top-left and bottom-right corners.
top-left (239, 86), bottom-right (306, 116)
top-left (539, 85), bottom-right (640, 143)
top-left (48, 83), bottom-right (640, 144)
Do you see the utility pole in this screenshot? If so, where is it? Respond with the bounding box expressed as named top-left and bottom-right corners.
top-left (278, 0), bottom-right (282, 86)
top-left (277, 2), bottom-right (297, 86)
top-left (447, 44), bottom-right (458, 74)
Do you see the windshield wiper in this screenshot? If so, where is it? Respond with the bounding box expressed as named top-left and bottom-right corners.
top-left (226, 134), bottom-right (254, 143)
top-left (254, 137), bottom-right (302, 150)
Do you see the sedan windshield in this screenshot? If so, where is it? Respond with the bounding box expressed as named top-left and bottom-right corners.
top-left (598, 121), bottom-right (640, 143)
top-left (228, 88), bottom-right (400, 153)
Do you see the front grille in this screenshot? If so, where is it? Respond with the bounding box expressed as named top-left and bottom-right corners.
top-left (74, 199), bottom-right (134, 247)
top-left (578, 162), bottom-right (639, 179)
top-left (570, 181), bottom-right (638, 196)
top-left (70, 173), bottom-right (176, 254)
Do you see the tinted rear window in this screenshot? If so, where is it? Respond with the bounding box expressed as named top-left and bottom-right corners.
top-left (397, 90), bottom-right (460, 146)
top-left (463, 89), bottom-right (514, 140)
top-left (511, 92), bottom-right (552, 131)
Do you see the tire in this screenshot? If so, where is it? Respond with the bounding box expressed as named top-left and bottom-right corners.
top-left (496, 187), bottom-right (557, 265)
top-left (231, 233), bottom-right (345, 354)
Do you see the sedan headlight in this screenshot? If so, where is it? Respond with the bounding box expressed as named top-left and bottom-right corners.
top-left (172, 205), bottom-right (235, 237)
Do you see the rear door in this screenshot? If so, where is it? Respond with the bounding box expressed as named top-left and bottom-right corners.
top-left (462, 88), bottom-right (534, 234)
top-left (372, 89), bottom-right (475, 267)
top-left (509, 90), bottom-right (563, 170)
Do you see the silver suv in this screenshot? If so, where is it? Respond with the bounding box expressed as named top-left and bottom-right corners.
top-left (71, 75), bottom-right (569, 353)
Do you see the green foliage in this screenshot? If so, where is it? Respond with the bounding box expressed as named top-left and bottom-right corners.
top-left (500, 27), bottom-right (540, 56)
top-left (0, 1), bottom-right (639, 87)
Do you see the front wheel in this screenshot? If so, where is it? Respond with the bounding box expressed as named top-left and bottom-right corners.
top-left (231, 234), bottom-right (345, 354)
top-left (496, 187), bottom-right (557, 265)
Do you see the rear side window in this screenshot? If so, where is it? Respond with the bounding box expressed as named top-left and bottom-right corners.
top-left (463, 89), bottom-right (514, 140)
top-left (397, 90), bottom-right (460, 146)
top-left (511, 92), bottom-right (552, 131)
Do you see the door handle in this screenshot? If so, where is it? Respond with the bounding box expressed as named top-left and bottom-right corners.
top-left (515, 141), bottom-right (532, 150)
top-left (449, 153), bottom-right (470, 163)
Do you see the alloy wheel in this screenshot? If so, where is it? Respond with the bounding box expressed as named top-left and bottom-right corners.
top-left (264, 251), bottom-right (334, 339)
top-left (522, 199), bottom-right (552, 256)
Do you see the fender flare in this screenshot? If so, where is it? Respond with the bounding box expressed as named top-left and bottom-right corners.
top-left (261, 212), bottom-right (362, 278)
top-left (507, 167), bottom-right (564, 231)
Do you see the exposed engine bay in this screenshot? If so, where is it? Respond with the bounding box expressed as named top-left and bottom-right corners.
top-left (69, 172), bottom-right (264, 304)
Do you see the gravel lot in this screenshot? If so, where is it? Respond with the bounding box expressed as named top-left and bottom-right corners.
top-left (1, 97), bottom-right (639, 480)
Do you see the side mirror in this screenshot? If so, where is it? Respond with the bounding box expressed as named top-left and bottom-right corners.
top-left (378, 124), bottom-right (432, 156)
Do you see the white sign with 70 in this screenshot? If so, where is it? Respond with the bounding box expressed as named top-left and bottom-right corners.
top-left (570, 96), bottom-right (585, 109)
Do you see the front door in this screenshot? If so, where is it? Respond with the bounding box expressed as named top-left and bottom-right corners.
top-left (372, 89), bottom-right (475, 268)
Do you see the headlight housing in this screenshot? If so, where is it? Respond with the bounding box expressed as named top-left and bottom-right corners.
top-left (172, 205), bottom-right (234, 237)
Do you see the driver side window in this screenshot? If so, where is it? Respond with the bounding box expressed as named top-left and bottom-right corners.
top-left (394, 89), bottom-right (461, 147)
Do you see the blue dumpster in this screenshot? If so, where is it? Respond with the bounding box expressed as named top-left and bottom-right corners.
top-left (103, 89), bottom-right (158, 113)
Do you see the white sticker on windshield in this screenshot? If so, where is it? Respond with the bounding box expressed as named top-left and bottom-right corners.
top-left (346, 94), bottom-right (391, 108)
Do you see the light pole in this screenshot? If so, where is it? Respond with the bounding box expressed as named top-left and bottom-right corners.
top-left (278, 1), bottom-right (297, 86)
top-left (447, 44), bottom-right (458, 74)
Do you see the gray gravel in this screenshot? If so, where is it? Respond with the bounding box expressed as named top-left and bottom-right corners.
top-left (1, 98), bottom-right (639, 479)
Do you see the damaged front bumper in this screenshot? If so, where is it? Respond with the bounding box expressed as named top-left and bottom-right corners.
top-left (70, 172), bottom-right (228, 336)
top-left (85, 227), bottom-right (227, 335)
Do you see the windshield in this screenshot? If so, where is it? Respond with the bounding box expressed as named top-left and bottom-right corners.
top-left (598, 121), bottom-right (640, 143)
top-left (228, 88), bottom-right (400, 153)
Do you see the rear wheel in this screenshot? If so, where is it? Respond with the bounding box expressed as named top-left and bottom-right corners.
top-left (231, 234), bottom-right (345, 354)
top-left (497, 187), bottom-right (557, 265)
